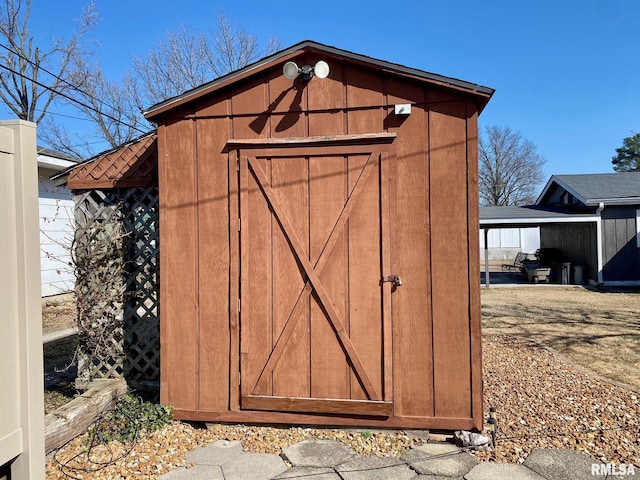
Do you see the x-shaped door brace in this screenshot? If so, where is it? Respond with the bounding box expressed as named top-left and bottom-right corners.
top-left (246, 153), bottom-right (381, 401)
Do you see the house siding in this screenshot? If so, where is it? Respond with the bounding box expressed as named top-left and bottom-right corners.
top-left (602, 206), bottom-right (640, 282)
top-left (39, 167), bottom-right (75, 296)
top-left (539, 223), bottom-right (597, 283)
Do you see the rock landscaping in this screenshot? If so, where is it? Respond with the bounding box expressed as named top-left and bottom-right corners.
top-left (45, 334), bottom-right (640, 479)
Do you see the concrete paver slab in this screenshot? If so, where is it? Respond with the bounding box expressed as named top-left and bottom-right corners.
top-left (158, 464), bottom-right (223, 480)
top-left (414, 476), bottom-right (463, 480)
top-left (335, 455), bottom-right (416, 480)
top-left (413, 443), bottom-right (461, 455)
top-left (273, 466), bottom-right (341, 479)
top-left (524, 449), bottom-right (600, 480)
top-left (43, 326), bottom-right (78, 344)
top-left (185, 439), bottom-right (243, 466)
top-left (465, 462), bottom-right (546, 480)
top-left (402, 447), bottom-right (478, 477)
top-left (158, 436), bottom-right (609, 480)
top-left (221, 452), bottom-right (288, 480)
top-left (282, 439), bottom-right (355, 467)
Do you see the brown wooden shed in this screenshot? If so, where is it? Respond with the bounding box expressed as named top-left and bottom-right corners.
top-left (144, 40), bottom-right (494, 430)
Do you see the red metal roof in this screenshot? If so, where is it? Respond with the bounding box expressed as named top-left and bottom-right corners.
top-left (66, 133), bottom-right (157, 189)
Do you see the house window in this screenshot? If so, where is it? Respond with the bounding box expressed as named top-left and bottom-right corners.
top-left (560, 191), bottom-right (575, 206)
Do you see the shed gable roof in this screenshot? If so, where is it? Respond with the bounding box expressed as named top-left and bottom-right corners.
top-left (144, 40), bottom-right (494, 120)
top-left (537, 172), bottom-right (640, 206)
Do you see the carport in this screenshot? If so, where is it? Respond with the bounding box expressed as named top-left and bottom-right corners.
top-left (480, 206), bottom-right (600, 286)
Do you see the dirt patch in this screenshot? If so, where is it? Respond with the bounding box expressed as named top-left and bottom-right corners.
top-left (42, 293), bottom-right (79, 412)
top-left (42, 294), bottom-right (76, 334)
top-left (44, 335), bottom-right (78, 414)
top-left (481, 286), bottom-right (640, 390)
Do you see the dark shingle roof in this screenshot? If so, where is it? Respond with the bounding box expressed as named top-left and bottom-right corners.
top-left (538, 172), bottom-right (640, 206)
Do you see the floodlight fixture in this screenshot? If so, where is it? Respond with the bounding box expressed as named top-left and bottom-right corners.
top-left (283, 61), bottom-right (299, 80)
top-left (282, 60), bottom-right (330, 82)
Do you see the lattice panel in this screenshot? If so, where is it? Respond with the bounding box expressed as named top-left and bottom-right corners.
top-left (73, 187), bottom-right (160, 389)
top-left (122, 186), bottom-right (160, 387)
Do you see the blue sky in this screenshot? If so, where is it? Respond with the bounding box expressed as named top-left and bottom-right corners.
top-left (10, 0), bottom-right (640, 179)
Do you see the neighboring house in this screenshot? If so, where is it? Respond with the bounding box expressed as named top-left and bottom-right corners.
top-left (537, 172), bottom-right (640, 285)
top-left (37, 147), bottom-right (79, 296)
top-left (480, 172), bottom-right (640, 286)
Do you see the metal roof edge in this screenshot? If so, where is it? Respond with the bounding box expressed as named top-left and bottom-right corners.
top-left (535, 176), bottom-right (556, 204)
top-left (144, 39), bottom-right (495, 120)
top-left (37, 155), bottom-right (77, 172)
top-left (480, 215), bottom-right (599, 225)
top-left (585, 197), bottom-right (640, 206)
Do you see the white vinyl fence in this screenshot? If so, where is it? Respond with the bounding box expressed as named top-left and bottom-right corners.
top-left (0, 120), bottom-right (45, 479)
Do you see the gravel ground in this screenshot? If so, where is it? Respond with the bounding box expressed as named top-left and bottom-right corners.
top-left (478, 335), bottom-right (639, 465)
top-left (45, 335), bottom-right (640, 479)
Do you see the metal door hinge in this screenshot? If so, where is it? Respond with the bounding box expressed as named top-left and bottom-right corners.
top-left (382, 275), bottom-right (403, 288)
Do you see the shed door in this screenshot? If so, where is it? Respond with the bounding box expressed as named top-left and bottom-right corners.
top-left (238, 138), bottom-right (394, 417)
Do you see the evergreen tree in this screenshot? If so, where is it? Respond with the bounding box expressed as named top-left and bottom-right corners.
top-left (611, 132), bottom-right (640, 172)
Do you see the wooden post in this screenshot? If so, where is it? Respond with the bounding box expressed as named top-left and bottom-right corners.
top-left (484, 228), bottom-right (490, 287)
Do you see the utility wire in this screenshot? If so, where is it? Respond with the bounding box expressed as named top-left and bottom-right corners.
top-left (0, 101), bottom-right (137, 154)
top-left (1, 97), bottom-right (131, 127)
top-left (0, 59), bottom-right (146, 135)
top-left (0, 42), bottom-right (145, 131)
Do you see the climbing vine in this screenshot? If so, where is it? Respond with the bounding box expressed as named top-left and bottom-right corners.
top-left (73, 193), bottom-right (130, 385)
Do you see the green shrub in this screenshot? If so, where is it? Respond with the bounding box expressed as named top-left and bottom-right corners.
top-left (92, 394), bottom-right (172, 443)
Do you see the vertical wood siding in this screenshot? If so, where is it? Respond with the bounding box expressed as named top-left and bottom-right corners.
top-left (602, 207), bottom-right (640, 281)
top-left (429, 91), bottom-right (472, 420)
top-left (159, 55), bottom-right (483, 428)
top-left (540, 224), bottom-right (597, 282)
top-left (196, 116), bottom-right (232, 411)
top-left (158, 120), bottom-right (199, 410)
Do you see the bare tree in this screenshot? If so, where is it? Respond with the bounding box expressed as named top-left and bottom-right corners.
top-left (40, 60), bottom-right (146, 158)
top-left (0, 0), bottom-right (97, 123)
top-left (479, 125), bottom-right (546, 206)
top-left (208, 13), bottom-right (281, 78)
top-left (43, 11), bottom-right (280, 158)
top-left (131, 12), bottom-right (281, 110)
